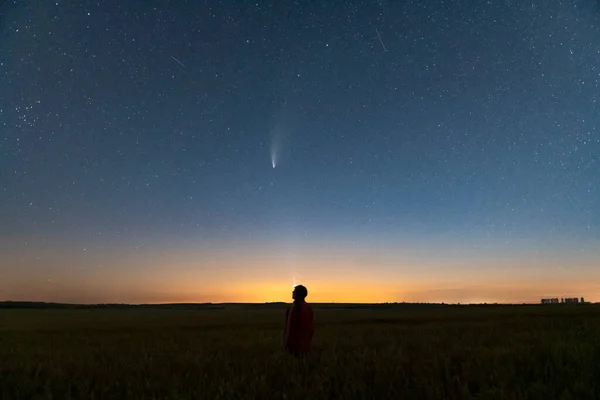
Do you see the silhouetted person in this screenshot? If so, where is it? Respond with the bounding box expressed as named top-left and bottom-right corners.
top-left (283, 284), bottom-right (314, 357)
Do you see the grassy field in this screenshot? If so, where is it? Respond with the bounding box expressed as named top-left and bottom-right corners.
top-left (1, 305), bottom-right (600, 399)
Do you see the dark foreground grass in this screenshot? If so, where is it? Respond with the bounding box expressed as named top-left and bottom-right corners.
top-left (2, 305), bottom-right (600, 399)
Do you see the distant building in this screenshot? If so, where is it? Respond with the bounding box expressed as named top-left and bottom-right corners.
top-left (541, 297), bottom-right (585, 305)
top-left (541, 298), bottom-right (559, 304)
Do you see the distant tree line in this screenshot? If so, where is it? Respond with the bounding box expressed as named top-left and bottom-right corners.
top-left (0, 300), bottom-right (593, 310)
top-left (541, 297), bottom-right (585, 304)
top-left (0, 301), bottom-right (451, 310)
top-left (541, 298), bottom-right (560, 304)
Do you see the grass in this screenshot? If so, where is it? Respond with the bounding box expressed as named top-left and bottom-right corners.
top-left (2, 305), bottom-right (600, 399)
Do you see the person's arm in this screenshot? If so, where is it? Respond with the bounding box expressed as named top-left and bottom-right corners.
top-left (309, 308), bottom-right (314, 340)
top-left (283, 308), bottom-right (290, 346)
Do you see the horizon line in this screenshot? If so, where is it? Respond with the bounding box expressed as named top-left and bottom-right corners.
top-left (2, 300), bottom-right (591, 306)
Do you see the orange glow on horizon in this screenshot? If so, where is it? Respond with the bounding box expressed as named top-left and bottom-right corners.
top-left (2, 238), bottom-right (599, 304)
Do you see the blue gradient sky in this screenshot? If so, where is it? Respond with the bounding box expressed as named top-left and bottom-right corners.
top-left (1, 0), bottom-right (599, 303)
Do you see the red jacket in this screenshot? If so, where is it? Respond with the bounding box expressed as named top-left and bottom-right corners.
top-left (284, 301), bottom-right (314, 352)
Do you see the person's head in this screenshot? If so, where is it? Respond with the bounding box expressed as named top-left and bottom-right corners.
top-left (292, 285), bottom-right (308, 302)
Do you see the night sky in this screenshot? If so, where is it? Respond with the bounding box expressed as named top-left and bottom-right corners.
top-left (1, 0), bottom-right (599, 304)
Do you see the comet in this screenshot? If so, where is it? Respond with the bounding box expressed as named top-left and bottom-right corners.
top-left (270, 144), bottom-right (278, 169)
top-left (269, 108), bottom-right (286, 169)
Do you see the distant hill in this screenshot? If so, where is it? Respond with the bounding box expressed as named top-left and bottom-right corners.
top-left (0, 301), bottom-right (510, 310)
top-left (0, 301), bottom-right (220, 310)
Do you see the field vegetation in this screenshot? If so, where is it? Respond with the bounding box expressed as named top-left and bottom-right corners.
top-left (1, 305), bottom-right (600, 399)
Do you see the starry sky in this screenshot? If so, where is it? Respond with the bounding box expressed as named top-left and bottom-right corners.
top-left (1, 0), bottom-right (599, 304)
